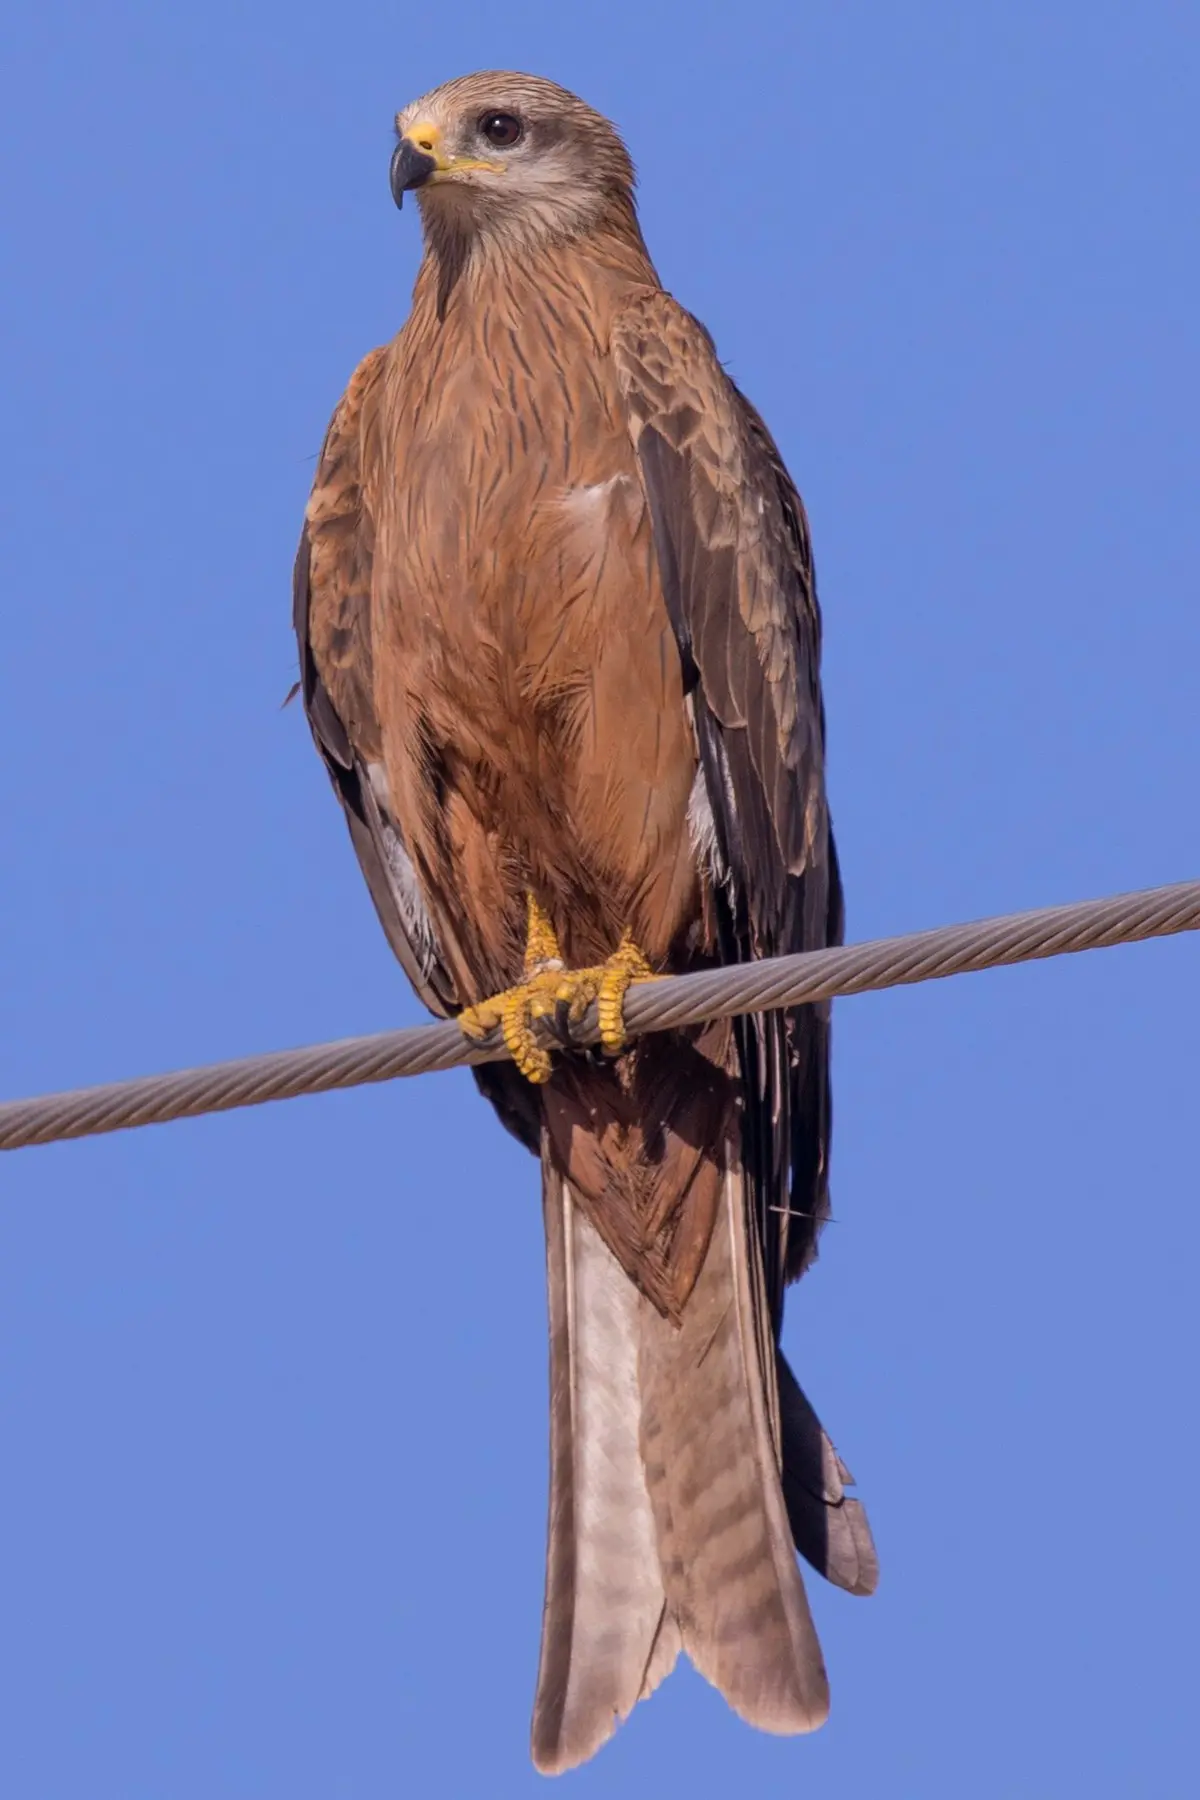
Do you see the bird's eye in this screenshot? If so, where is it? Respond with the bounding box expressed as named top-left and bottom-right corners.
top-left (479, 111), bottom-right (523, 148)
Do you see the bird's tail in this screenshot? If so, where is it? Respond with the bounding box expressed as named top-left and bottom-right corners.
top-left (531, 1130), bottom-right (875, 1774)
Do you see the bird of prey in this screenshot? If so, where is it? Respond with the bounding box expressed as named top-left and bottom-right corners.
top-left (294, 70), bottom-right (876, 1772)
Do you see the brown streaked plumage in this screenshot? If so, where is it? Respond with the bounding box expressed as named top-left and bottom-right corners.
top-left (294, 71), bottom-right (876, 1772)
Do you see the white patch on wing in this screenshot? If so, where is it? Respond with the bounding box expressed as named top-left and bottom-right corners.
top-left (557, 473), bottom-right (634, 519)
top-left (381, 830), bottom-right (439, 971)
top-left (366, 761), bottom-right (439, 975)
top-left (682, 692), bottom-right (701, 755)
top-left (686, 763), bottom-right (721, 877)
top-left (686, 729), bottom-right (740, 897)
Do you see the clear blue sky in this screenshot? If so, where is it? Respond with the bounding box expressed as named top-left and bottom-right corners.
top-left (2, 4), bottom-right (1197, 1795)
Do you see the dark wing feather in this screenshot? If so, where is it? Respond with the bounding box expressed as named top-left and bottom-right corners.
top-left (613, 294), bottom-right (873, 1598)
top-left (612, 291), bottom-right (842, 1317)
top-left (294, 348), bottom-right (457, 1020)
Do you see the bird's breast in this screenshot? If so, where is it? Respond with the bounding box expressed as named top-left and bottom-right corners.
top-left (368, 282), bottom-right (701, 970)
top-left (378, 301), bottom-right (658, 693)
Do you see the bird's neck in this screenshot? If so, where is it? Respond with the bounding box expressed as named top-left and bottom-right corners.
top-left (413, 194), bottom-right (660, 323)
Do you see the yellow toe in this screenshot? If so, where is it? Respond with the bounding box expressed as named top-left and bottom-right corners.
top-left (458, 998), bottom-right (501, 1042)
top-left (594, 934), bottom-right (659, 1053)
top-left (456, 911), bottom-right (660, 1081)
top-left (500, 980), bottom-right (555, 1083)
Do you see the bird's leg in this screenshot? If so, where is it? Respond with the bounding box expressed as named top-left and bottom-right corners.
top-left (458, 892), bottom-right (567, 1082)
top-left (458, 894), bottom-right (660, 1084)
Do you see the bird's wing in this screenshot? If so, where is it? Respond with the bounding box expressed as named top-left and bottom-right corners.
top-left (611, 289), bottom-right (843, 1316)
top-left (294, 347), bottom-right (458, 1018)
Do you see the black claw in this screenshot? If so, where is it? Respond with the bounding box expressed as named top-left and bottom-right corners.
top-left (552, 998), bottom-right (576, 1046)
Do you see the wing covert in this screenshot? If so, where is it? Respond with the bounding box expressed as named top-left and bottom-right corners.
top-left (612, 290), bottom-right (842, 1306)
top-left (294, 347), bottom-right (457, 1019)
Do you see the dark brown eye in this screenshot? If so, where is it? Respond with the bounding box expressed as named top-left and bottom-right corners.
top-left (479, 111), bottom-right (523, 148)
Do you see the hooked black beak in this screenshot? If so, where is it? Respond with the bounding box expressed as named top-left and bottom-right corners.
top-left (390, 138), bottom-right (438, 209)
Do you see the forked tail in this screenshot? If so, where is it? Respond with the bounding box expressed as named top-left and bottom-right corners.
top-left (532, 1138), bottom-right (875, 1773)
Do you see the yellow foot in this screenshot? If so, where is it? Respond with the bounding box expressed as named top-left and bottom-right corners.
top-left (458, 894), bottom-right (660, 1083)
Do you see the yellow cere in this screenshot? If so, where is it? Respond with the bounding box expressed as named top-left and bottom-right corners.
top-left (401, 119), bottom-right (505, 178)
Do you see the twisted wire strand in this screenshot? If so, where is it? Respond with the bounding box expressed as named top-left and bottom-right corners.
top-left (2, 878), bottom-right (1197, 1153)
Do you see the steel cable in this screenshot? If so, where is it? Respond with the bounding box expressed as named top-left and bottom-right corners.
top-left (1, 877), bottom-right (1197, 1152)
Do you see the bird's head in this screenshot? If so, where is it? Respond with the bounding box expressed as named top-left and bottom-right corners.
top-left (391, 72), bottom-right (637, 258)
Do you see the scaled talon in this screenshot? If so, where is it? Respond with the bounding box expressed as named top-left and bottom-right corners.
top-left (458, 895), bottom-right (659, 1082)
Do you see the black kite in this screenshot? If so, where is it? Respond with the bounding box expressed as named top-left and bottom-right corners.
top-left (294, 71), bottom-right (876, 1772)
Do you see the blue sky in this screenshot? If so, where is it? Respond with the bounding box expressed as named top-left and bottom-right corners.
top-left (1, 3), bottom-right (1197, 1795)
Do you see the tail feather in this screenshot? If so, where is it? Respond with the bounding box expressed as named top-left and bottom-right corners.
top-left (639, 1153), bottom-right (829, 1733)
top-left (533, 1135), bottom-right (843, 1769)
top-left (778, 1351), bottom-right (879, 1597)
top-left (532, 1156), bottom-right (680, 1775)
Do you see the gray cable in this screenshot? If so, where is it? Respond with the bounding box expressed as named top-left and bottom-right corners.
top-left (2, 878), bottom-right (1197, 1153)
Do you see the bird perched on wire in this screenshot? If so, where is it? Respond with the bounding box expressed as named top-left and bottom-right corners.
top-left (294, 69), bottom-right (876, 1773)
